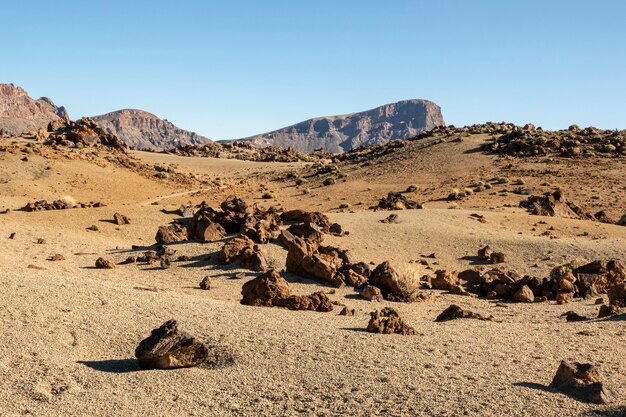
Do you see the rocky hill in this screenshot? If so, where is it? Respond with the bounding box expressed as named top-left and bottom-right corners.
top-left (92, 109), bottom-right (211, 151)
top-left (0, 83), bottom-right (68, 136)
top-left (233, 99), bottom-right (445, 153)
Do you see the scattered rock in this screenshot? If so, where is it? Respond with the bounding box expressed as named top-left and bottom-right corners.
top-left (380, 214), bottom-right (399, 224)
top-left (113, 212), bottom-right (130, 225)
top-left (375, 192), bottom-right (423, 210)
top-left (155, 223), bottom-right (189, 244)
top-left (95, 257), bottom-right (115, 269)
top-left (435, 304), bottom-right (492, 322)
top-left (549, 360), bottom-right (614, 404)
top-left (36, 238), bottom-right (46, 244)
top-left (561, 311), bottom-right (590, 322)
top-left (361, 285), bottom-right (383, 301)
top-left (86, 225), bottom-right (99, 231)
top-left (241, 270), bottom-right (333, 312)
top-left (135, 320), bottom-right (209, 369)
top-left (513, 285), bottom-right (535, 303)
top-left (47, 254), bottom-right (65, 261)
top-left (8, 232), bottom-right (16, 239)
top-left (367, 307), bottom-right (419, 335)
top-left (219, 235), bottom-right (268, 272)
top-left (199, 276), bottom-right (211, 290)
top-left (339, 306), bottom-right (355, 316)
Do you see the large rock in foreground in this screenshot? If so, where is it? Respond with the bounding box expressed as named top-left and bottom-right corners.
top-left (135, 320), bottom-right (208, 369)
top-left (549, 361), bottom-right (614, 404)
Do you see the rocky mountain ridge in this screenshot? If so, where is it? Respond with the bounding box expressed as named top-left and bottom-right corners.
top-left (232, 99), bottom-right (445, 153)
top-left (92, 109), bottom-right (211, 151)
top-left (0, 83), bottom-right (68, 136)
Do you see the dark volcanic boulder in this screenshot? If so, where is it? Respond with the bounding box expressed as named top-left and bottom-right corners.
top-left (435, 305), bottom-right (491, 322)
top-left (135, 320), bottom-right (209, 369)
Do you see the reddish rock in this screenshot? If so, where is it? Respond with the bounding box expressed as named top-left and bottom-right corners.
top-left (361, 285), bottom-right (383, 301)
top-left (367, 308), bottom-right (419, 335)
top-left (95, 257), bottom-right (115, 269)
top-left (155, 223), bottom-right (189, 244)
top-left (241, 270), bottom-right (290, 307)
top-left (113, 212), bottom-right (130, 225)
top-left (431, 270), bottom-right (459, 291)
top-left (549, 361), bottom-right (614, 404)
top-left (513, 285), bottom-right (534, 303)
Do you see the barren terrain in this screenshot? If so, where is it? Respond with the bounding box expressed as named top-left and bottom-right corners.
top-left (1, 132), bottom-right (625, 417)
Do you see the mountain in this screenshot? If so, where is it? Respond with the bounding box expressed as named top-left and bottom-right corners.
top-left (0, 83), bottom-right (68, 136)
top-left (233, 99), bottom-right (445, 153)
top-left (92, 109), bottom-right (211, 151)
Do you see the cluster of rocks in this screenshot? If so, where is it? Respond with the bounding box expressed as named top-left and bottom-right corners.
top-left (241, 269), bottom-right (333, 312)
top-left (597, 280), bottom-right (626, 318)
top-left (520, 190), bottom-right (616, 224)
top-left (156, 196), bottom-right (281, 245)
top-left (286, 233), bottom-right (426, 302)
top-left (120, 244), bottom-right (178, 269)
top-left (21, 199), bottom-right (104, 211)
top-left (44, 117), bottom-right (127, 150)
top-left (427, 259), bottom-right (625, 304)
top-left (486, 124), bottom-right (626, 158)
top-left (478, 245), bottom-right (506, 264)
top-left (220, 235), bottom-right (268, 272)
top-left (163, 141), bottom-right (324, 163)
top-left (373, 192), bottom-right (423, 210)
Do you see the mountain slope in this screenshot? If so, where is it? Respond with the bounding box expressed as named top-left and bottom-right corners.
top-left (234, 99), bottom-right (445, 153)
top-left (92, 109), bottom-right (211, 151)
top-left (0, 83), bottom-right (68, 136)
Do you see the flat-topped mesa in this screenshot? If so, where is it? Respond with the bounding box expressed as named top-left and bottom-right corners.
top-left (92, 109), bottom-right (212, 151)
top-left (0, 83), bottom-right (68, 136)
top-left (231, 99), bottom-right (445, 153)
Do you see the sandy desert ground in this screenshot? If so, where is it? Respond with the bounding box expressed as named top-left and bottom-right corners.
top-left (1, 134), bottom-right (625, 417)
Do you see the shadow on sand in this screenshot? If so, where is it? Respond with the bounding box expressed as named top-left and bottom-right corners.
top-left (78, 359), bottom-right (141, 373)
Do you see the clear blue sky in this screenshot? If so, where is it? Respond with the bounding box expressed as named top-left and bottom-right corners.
top-left (2, 1), bottom-right (625, 139)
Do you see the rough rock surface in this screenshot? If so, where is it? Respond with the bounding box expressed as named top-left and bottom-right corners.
top-left (92, 109), bottom-right (211, 151)
top-left (232, 100), bottom-right (445, 153)
top-left (375, 192), bottom-right (423, 210)
top-left (95, 257), bottom-right (115, 269)
top-left (219, 235), bottom-right (268, 271)
top-left (435, 305), bottom-right (491, 322)
top-left (366, 307), bottom-right (419, 335)
top-left (0, 83), bottom-right (68, 136)
top-left (241, 270), bottom-right (333, 312)
top-left (549, 361), bottom-right (614, 404)
top-left (135, 320), bottom-right (209, 369)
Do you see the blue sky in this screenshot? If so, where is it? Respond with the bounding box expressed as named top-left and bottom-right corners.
top-left (2, 1), bottom-right (625, 139)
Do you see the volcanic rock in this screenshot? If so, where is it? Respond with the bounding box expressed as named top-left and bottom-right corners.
top-left (549, 361), bottom-right (614, 404)
top-left (361, 285), bottom-right (383, 302)
top-left (135, 320), bottom-right (209, 369)
top-left (375, 192), bottom-right (422, 210)
top-left (435, 305), bottom-right (492, 322)
top-left (113, 213), bottom-right (130, 225)
top-left (367, 307), bottom-right (419, 335)
top-left (155, 223), bottom-right (189, 244)
top-left (95, 257), bottom-right (115, 269)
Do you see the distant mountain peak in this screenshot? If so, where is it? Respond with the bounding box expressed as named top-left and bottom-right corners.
top-left (234, 99), bottom-right (445, 153)
top-left (0, 83), bottom-right (68, 135)
top-left (92, 109), bottom-right (211, 151)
